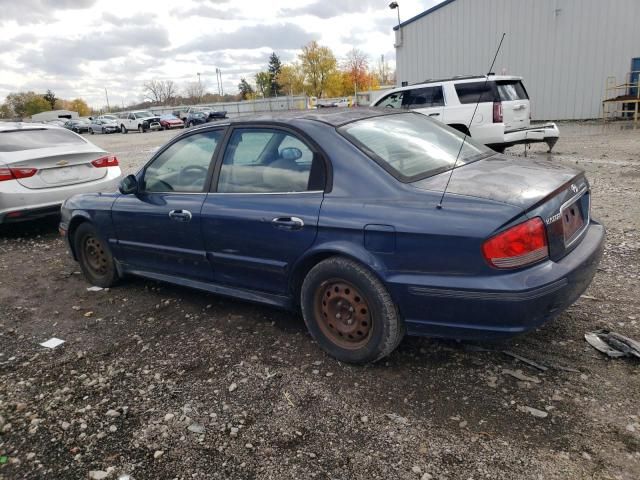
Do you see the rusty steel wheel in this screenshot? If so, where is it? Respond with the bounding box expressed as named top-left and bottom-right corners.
top-left (314, 279), bottom-right (373, 350)
top-left (74, 223), bottom-right (118, 288)
top-left (83, 235), bottom-right (109, 276)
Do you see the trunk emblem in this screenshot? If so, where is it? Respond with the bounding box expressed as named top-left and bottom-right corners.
top-left (570, 184), bottom-right (579, 193)
top-left (56, 160), bottom-right (69, 166)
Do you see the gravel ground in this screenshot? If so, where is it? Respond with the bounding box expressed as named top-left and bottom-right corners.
top-left (0, 121), bottom-right (639, 480)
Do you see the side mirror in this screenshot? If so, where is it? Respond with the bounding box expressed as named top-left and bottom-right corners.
top-left (280, 147), bottom-right (303, 161)
top-left (119, 174), bottom-right (138, 195)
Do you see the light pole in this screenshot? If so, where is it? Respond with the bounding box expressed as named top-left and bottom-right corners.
top-left (389, 2), bottom-right (402, 47)
top-left (197, 72), bottom-right (202, 103)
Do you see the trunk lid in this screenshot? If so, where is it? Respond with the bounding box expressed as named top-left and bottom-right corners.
top-left (413, 155), bottom-right (591, 260)
top-left (5, 146), bottom-right (108, 189)
top-left (497, 80), bottom-right (530, 130)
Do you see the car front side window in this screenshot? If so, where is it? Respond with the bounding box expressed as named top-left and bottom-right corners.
top-left (216, 129), bottom-right (319, 194)
top-left (143, 131), bottom-right (222, 193)
top-left (377, 91), bottom-right (404, 109)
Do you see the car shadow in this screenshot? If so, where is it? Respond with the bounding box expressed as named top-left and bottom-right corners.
top-left (0, 216), bottom-right (60, 239)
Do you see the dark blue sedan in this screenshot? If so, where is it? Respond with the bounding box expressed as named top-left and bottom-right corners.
top-left (59, 109), bottom-right (605, 363)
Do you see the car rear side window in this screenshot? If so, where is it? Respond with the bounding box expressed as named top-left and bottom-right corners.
top-left (217, 128), bottom-right (323, 193)
top-left (402, 86), bottom-right (445, 108)
top-left (143, 130), bottom-right (222, 193)
top-left (454, 81), bottom-right (499, 104)
top-left (0, 128), bottom-right (86, 152)
top-left (496, 81), bottom-right (529, 101)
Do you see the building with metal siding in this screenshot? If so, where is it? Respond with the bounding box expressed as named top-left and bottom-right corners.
top-left (394, 0), bottom-right (640, 120)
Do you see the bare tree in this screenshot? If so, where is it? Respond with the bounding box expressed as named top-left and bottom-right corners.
top-left (184, 81), bottom-right (205, 104)
top-left (143, 80), bottom-right (178, 105)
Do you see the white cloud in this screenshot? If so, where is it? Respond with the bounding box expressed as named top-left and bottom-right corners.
top-left (0, 0), bottom-right (441, 107)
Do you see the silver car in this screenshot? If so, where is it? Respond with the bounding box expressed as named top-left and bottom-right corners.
top-left (0, 123), bottom-right (121, 223)
top-left (89, 118), bottom-right (120, 134)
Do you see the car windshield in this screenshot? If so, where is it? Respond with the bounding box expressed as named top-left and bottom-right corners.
top-left (0, 128), bottom-right (86, 152)
top-left (134, 111), bottom-right (153, 119)
top-left (339, 113), bottom-right (494, 181)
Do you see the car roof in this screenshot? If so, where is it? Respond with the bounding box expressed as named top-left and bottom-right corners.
top-left (0, 122), bottom-right (62, 132)
top-left (386, 75), bottom-right (523, 92)
top-left (225, 108), bottom-right (398, 128)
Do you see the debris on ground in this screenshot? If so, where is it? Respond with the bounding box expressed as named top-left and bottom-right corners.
top-left (585, 330), bottom-right (640, 359)
top-left (517, 406), bottom-right (549, 418)
top-left (502, 369), bottom-right (541, 383)
top-left (39, 337), bottom-right (65, 349)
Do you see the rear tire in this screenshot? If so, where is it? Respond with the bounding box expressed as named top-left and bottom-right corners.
top-left (74, 223), bottom-right (119, 288)
top-left (300, 257), bottom-right (404, 364)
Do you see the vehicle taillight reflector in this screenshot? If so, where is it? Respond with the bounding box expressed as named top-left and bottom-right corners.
top-left (482, 217), bottom-right (548, 269)
top-left (493, 101), bottom-right (503, 123)
top-left (0, 167), bottom-right (38, 181)
top-left (91, 155), bottom-right (119, 168)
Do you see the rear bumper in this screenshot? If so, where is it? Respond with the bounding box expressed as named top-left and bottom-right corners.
top-left (499, 123), bottom-right (560, 148)
top-left (386, 220), bottom-right (605, 340)
top-left (0, 167), bottom-right (121, 224)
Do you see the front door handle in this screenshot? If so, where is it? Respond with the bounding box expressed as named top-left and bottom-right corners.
top-left (271, 216), bottom-right (304, 230)
top-left (428, 112), bottom-right (440, 117)
top-left (168, 209), bottom-right (192, 222)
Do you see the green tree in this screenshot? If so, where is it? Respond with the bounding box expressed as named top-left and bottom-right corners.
top-left (43, 89), bottom-right (57, 110)
top-left (255, 71), bottom-right (271, 97)
top-left (0, 103), bottom-right (13, 118)
top-left (69, 98), bottom-right (91, 116)
top-left (24, 96), bottom-right (51, 116)
top-left (268, 52), bottom-right (282, 96)
top-left (276, 63), bottom-right (306, 96)
top-left (299, 41), bottom-right (337, 98)
top-left (238, 78), bottom-right (254, 100)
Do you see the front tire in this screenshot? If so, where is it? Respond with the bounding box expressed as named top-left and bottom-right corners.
top-left (138, 124), bottom-right (145, 133)
top-left (301, 257), bottom-right (404, 364)
top-left (74, 223), bottom-right (119, 288)
top-left (120, 125), bottom-right (128, 134)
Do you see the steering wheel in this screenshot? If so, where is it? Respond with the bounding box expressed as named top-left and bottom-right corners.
top-left (180, 165), bottom-right (209, 186)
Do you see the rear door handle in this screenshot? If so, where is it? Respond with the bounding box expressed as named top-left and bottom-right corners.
top-left (168, 209), bottom-right (192, 222)
top-left (271, 216), bottom-right (304, 230)
top-left (428, 113), bottom-right (440, 116)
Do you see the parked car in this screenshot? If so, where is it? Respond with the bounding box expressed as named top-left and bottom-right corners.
top-left (318, 98), bottom-right (350, 108)
top-left (97, 114), bottom-right (118, 122)
top-left (116, 111), bottom-right (161, 134)
top-left (176, 107), bottom-right (227, 124)
top-left (159, 114), bottom-right (185, 130)
top-left (89, 118), bottom-right (120, 134)
top-left (1, 123), bottom-right (121, 224)
top-left (59, 109), bottom-right (604, 364)
top-left (63, 119), bottom-right (90, 134)
top-left (372, 75), bottom-right (559, 152)
top-left (184, 111), bottom-right (207, 127)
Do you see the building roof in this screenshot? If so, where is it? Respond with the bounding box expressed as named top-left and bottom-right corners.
top-left (393, 0), bottom-right (458, 31)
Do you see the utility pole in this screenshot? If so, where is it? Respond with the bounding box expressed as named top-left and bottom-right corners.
top-left (104, 88), bottom-right (110, 112)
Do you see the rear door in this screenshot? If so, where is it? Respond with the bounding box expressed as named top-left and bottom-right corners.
top-left (111, 129), bottom-right (224, 281)
top-left (496, 80), bottom-right (530, 130)
top-left (201, 126), bottom-right (326, 295)
top-left (402, 86), bottom-right (445, 120)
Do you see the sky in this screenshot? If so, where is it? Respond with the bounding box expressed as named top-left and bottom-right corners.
top-left (0, 0), bottom-right (441, 108)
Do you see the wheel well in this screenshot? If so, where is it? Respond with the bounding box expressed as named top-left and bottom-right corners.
top-left (449, 124), bottom-right (470, 136)
top-left (67, 217), bottom-right (89, 260)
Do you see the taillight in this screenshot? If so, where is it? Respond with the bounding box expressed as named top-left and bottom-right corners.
top-left (493, 101), bottom-right (503, 123)
top-left (91, 155), bottom-right (119, 168)
top-left (482, 217), bottom-right (548, 269)
top-left (0, 167), bottom-right (38, 181)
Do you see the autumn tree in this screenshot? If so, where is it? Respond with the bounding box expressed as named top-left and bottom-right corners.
top-left (299, 41), bottom-right (337, 98)
top-left (69, 98), bottom-right (90, 116)
top-left (344, 48), bottom-right (370, 93)
top-left (43, 90), bottom-right (57, 110)
top-left (268, 52), bottom-right (282, 96)
top-left (276, 63), bottom-right (306, 96)
top-left (238, 78), bottom-right (254, 100)
top-left (255, 71), bottom-right (272, 97)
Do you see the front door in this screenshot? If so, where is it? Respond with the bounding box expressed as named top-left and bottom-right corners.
top-left (112, 129), bottom-right (224, 281)
top-left (201, 127), bottom-right (326, 295)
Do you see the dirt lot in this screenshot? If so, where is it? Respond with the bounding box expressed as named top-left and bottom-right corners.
top-left (1, 121), bottom-right (639, 480)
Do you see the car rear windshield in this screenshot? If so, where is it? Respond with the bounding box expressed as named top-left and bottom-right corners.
top-left (339, 113), bottom-right (494, 182)
top-left (496, 80), bottom-right (529, 100)
top-left (0, 128), bottom-right (86, 152)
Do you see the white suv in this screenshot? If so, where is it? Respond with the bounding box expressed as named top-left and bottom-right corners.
top-left (371, 75), bottom-right (559, 152)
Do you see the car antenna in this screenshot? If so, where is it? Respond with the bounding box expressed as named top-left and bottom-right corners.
top-left (437, 32), bottom-right (506, 210)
